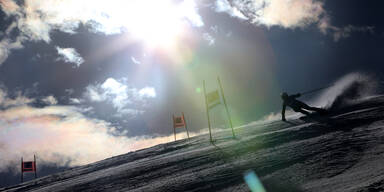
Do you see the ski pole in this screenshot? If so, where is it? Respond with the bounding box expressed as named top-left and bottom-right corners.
top-left (301, 84), bottom-right (334, 96)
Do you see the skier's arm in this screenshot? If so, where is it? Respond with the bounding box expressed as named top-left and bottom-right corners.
top-left (293, 93), bottom-right (301, 98)
top-left (282, 103), bottom-right (286, 121)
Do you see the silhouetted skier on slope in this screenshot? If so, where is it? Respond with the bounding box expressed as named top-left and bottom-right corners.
top-left (281, 92), bottom-right (326, 121)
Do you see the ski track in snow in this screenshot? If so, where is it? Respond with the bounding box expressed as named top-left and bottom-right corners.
top-left (2, 97), bottom-right (384, 191)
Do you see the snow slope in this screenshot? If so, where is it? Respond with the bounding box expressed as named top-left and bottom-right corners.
top-left (2, 95), bottom-right (384, 192)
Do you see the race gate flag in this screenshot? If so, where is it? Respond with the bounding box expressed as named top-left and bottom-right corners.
top-left (22, 161), bottom-right (36, 172)
top-left (206, 90), bottom-right (221, 109)
top-left (203, 77), bottom-right (236, 143)
top-left (21, 155), bottom-right (37, 183)
top-left (172, 112), bottom-right (190, 141)
top-left (174, 116), bottom-right (185, 128)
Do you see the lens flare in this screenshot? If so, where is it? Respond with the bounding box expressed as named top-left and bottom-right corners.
top-left (244, 170), bottom-right (266, 192)
top-left (106, 0), bottom-right (201, 50)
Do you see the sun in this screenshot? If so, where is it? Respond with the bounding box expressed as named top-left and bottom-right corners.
top-left (110, 0), bottom-right (189, 50)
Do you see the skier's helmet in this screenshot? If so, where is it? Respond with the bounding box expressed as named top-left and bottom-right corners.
top-left (281, 92), bottom-right (288, 100)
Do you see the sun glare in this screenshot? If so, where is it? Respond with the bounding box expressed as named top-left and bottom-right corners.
top-left (111, 0), bottom-right (190, 50)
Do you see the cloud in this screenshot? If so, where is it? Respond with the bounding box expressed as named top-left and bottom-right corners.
top-left (139, 87), bottom-right (157, 98)
top-left (0, 105), bottom-right (128, 170)
top-left (0, 87), bottom-right (59, 109)
top-left (217, 0), bottom-right (324, 28)
top-left (0, 89), bottom-right (35, 108)
top-left (317, 16), bottom-right (374, 41)
top-left (56, 47), bottom-right (84, 67)
top-left (2, 95), bottom-right (35, 108)
top-left (202, 33), bottom-right (216, 46)
top-left (0, 0), bottom-right (19, 16)
top-left (0, 0), bottom-right (204, 50)
top-left (215, 0), bottom-right (248, 20)
top-left (41, 95), bottom-right (58, 105)
top-left (0, 104), bottom-right (200, 171)
top-left (0, 85), bottom-right (200, 171)
top-left (131, 56), bottom-right (141, 65)
top-left (0, 41), bottom-right (10, 65)
top-left (217, 0), bottom-right (374, 40)
top-left (85, 78), bottom-right (156, 115)
top-left (0, 37), bottom-right (24, 66)
top-left (0, 0), bottom-right (205, 65)
top-left (333, 26), bottom-right (374, 42)
top-left (179, 0), bottom-right (204, 27)
top-left (69, 98), bottom-right (82, 104)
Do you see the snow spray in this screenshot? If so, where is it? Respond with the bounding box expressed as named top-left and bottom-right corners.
top-left (312, 73), bottom-right (377, 110)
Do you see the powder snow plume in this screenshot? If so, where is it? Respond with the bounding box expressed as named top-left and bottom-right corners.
top-left (313, 73), bottom-right (378, 110)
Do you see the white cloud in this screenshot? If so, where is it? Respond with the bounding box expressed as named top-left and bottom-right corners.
top-left (0, 84), bottom-right (198, 170)
top-left (0, 37), bottom-right (24, 66)
top-left (0, 41), bottom-right (10, 65)
top-left (216, 0), bottom-right (374, 40)
top-left (0, 104), bottom-right (201, 171)
top-left (0, 87), bottom-right (7, 104)
top-left (317, 17), bottom-right (374, 42)
top-left (215, 0), bottom-right (247, 20)
top-left (0, 89), bottom-right (35, 108)
top-left (65, 88), bottom-right (74, 95)
top-left (0, 105), bottom-right (129, 169)
top-left (0, 0), bottom-right (204, 45)
top-left (202, 33), bottom-right (215, 46)
top-left (3, 95), bottom-right (35, 107)
top-left (0, 0), bottom-right (205, 65)
top-left (0, 88), bottom-right (59, 108)
top-left (69, 98), bottom-right (82, 104)
top-left (85, 85), bottom-right (105, 102)
top-left (131, 56), bottom-right (141, 65)
top-left (139, 87), bottom-right (157, 98)
top-left (180, 0), bottom-right (204, 27)
top-left (332, 26), bottom-right (374, 42)
top-left (101, 78), bottom-right (131, 108)
top-left (42, 95), bottom-right (58, 105)
top-left (85, 78), bottom-right (156, 115)
top-left (218, 0), bottom-right (324, 28)
top-left (56, 47), bottom-right (84, 67)
top-left (0, 0), bottom-right (19, 16)
top-left (255, 0), bottom-right (324, 28)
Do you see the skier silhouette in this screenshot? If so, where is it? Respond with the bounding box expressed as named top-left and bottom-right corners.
top-left (281, 92), bottom-right (325, 121)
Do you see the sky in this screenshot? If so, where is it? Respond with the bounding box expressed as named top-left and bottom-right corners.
top-left (1, 0), bottom-right (384, 186)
